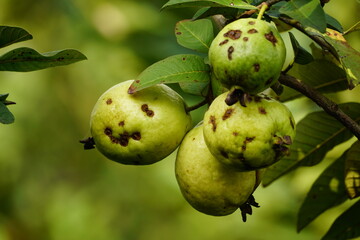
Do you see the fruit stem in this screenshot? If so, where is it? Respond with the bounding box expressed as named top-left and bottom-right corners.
top-left (257, 3), bottom-right (268, 20)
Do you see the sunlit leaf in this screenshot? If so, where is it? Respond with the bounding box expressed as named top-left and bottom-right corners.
top-left (322, 200), bottom-right (360, 240)
top-left (263, 103), bottom-right (360, 186)
top-left (297, 152), bottom-right (347, 232)
top-left (0, 47), bottom-right (87, 72)
top-left (288, 32), bottom-right (314, 65)
top-left (162, 0), bottom-right (256, 10)
top-left (175, 19), bottom-right (214, 53)
top-left (279, 0), bottom-right (326, 33)
top-left (323, 35), bottom-right (360, 89)
top-left (128, 54), bottom-right (210, 95)
top-left (344, 21), bottom-right (360, 36)
top-left (280, 60), bottom-right (348, 102)
top-left (345, 141), bottom-right (360, 199)
top-left (0, 26), bottom-right (32, 48)
top-left (0, 102), bottom-right (14, 124)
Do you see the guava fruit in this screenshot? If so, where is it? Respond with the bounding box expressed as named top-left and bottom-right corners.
top-left (203, 92), bottom-right (295, 171)
top-left (208, 18), bottom-right (286, 94)
top-left (175, 124), bottom-right (258, 216)
top-left (90, 80), bottom-right (192, 165)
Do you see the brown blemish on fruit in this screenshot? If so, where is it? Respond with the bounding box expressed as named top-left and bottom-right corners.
top-left (243, 37), bottom-right (249, 42)
top-left (118, 121), bottom-right (125, 127)
top-left (254, 96), bottom-right (262, 102)
top-left (219, 39), bottom-right (229, 46)
top-left (106, 98), bottom-right (112, 105)
top-left (258, 107), bottom-right (267, 114)
top-left (223, 30), bottom-right (242, 40)
top-left (220, 150), bottom-right (229, 159)
top-left (242, 137), bottom-right (255, 151)
top-left (253, 63), bottom-right (260, 72)
top-left (104, 128), bottom-right (112, 136)
top-left (248, 29), bottom-right (258, 34)
top-left (248, 21), bottom-right (255, 25)
top-left (209, 115), bottom-right (217, 132)
top-left (141, 104), bottom-right (155, 117)
top-left (222, 108), bottom-right (234, 120)
top-left (233, 132), bottom-right (239, 136)
top-left (228, 46), bottom-right (234, 60)
top-left (265, 32), bottom-right (277, 46)
top-left (131, 132), bottom-right (141, 141)
top-left (290, 117), bottom-right (295, 129)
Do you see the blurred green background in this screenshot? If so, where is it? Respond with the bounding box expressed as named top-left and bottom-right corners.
top-left (0, 0), bottom-right (360, 239)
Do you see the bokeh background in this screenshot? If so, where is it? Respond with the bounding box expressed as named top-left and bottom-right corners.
top-left (0, 0), bottom-right (360, 239)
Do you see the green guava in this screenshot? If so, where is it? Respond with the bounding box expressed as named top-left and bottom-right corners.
top-left (90, 80), bottom-right (192, 165)
top-left (203, 92), bottom-right (296, 171)
top-left (175, 124), bottom-right (258, 216)
top-left (208, 18), bottom-right (286, 94)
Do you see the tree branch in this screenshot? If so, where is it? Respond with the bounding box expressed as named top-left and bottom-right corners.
top-left (278, 73), bottom-right (360, 140)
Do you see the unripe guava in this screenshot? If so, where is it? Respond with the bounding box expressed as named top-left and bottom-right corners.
top-left (90, 80), bottom-right (192, 165)
top-left (203, 92), bottom-right (295, 171)
top-left (175, 124), bottom-right (257, 216)
top-left (208, 18), bottom-right (286, 94)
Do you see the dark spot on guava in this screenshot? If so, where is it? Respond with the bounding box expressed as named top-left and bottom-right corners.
top-left (192, 137), bottom-right (196, 141)
top-left (146, 110), bottom-right (154, 117)
top-left (243, 37), bottom-right (248, 42)
top-left (176, 32), bottom-right (182, 35)
top-left (220, 150), bottom-right (229, 159)
top-left (258, 107), bottom-right (267, 114)
top-left (253, 63), bottom-right (260, 72)
top-left (106, 98), bottom-right (112, 105)
top-left (248, 21), bottom-right (255, 25)
top-left (227, 46), bottom-right (234, 60)
top-left (219, 39), bottom-right (229, 46)
top-left (265, 77), bottom-right (273, 85)
top-left (209, 115), bottom-right (217, 132)
top-left (222, 108), bottom-right (234, 120)
top-left (223, 29), bottom-right (242, 40)
top-left (141, 104), bottom-right (155, 117)
top-left (233, 132), bottom-right (239, 136)
top-left (254, 96), bottom-right (262, 102)
top-left (283, 135), bottom-right (292, 145)
top-left (119, 121), bottom-right (125, 127)
top-left (131, 132), bottom-right (141, 141)
top-left (265, 32), bottom-right (277, 46)
top-left (290, 117), bottom-right (295, 129)
top-left (248, 29), bottom-right (258, 34)
top-left (119, 132), bottom-right (130, 146)
top-left (104, 128), bottom-right (112, 136)
top-left (242, 137), bottom-right (255, 151)
top-left (242, 145), bottom-right (246, 151)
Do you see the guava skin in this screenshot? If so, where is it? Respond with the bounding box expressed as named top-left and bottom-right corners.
top-left (203, 92), bottom-right (296, 171)
top-left (208, 18), bottom-right (286, 94)
top-left (90, 80), bottom-right (192, 165)
top-left (175, 125), bottom-right (257, 216)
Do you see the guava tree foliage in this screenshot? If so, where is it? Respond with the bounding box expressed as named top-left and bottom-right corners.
top-left (0, 26), bottom-right (87, 124)
top-left (126, 0), bottom-right (360, 239)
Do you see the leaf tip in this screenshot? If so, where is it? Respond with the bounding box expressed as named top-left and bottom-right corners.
top-left (128, 80), bottom-right (140, 94)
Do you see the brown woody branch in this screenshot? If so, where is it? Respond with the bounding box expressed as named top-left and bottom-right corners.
top-left (279, 73), bottom-right (360, 140)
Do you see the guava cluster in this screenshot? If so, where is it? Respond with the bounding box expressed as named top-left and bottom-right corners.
top-left (87, 18), bottom-right (295, 219)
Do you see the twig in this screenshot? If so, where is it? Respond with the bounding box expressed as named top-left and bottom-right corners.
top-left (278, 73), bottom-right (360, 140)
top-left (240, 0), bottom-right (282, 18)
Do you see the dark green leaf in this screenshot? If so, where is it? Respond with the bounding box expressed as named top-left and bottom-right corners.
top-left (0, 93), bottom-right (9, 101)
top-left (266, 1), bottom-right (286, 18)
top-left (288, 32), bottom-right (314, 65)
top-left (344, 21), bottom-right (360, 36)
top-left (280, 60), bottom-right (348, 102)
top-left (297, 152), bottom-right (347, 232)
top-left (323, 35), bottom-right (360, 89)
top-left (322, 200), bottom-right (360, 240)
top-left (193, 7), bottom-right (241, 20)
top-left (345, 141), bottom-right (360, 199)
top-left (325, 14), bottom-right (343, 33)
top-left (0, 47), bottom-right (87, 72)
top-left (279, 0), bottom-right (326, 33)
top-left (263, 103), bottom-right (360, 186)
top-left (0, 26), bottom-right (32, 48)
top-left (175, 19), bottom-right (214, 53)
top-left (0, 102), bottom-right (14, 124)
top-left (128, 54), bottom-right (210, 95)
top-left (162, 0), bottom-right (256, 10)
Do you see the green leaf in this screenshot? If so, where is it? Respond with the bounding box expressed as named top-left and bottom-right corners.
top-left (0, 47), bottom-right (87, 72)
top-left (0, 102), bottom-right (14, 124)
top-left (323, 35), bottom-right (360, 89)
top-left (345, 141), bottom-right (360, 199)
top-left (280, 60), bottom-right (348, 102)
top-left (297, 152), bottom-right (347, 232)
top-left (128, 54), bottom-right (210, 95)
top-left (279, 0), bottom-right (326, 33)
top-left (193, 7), bottom-right (241, 20)
top-left (325, 14), bottom-right (343, 33)
top-left (162, 0), bottom-right (257, 10)
top-left (344, 21), bottom-right (360, 36)
top-left (263, 103), bottom-right (360, 186)
top-left (0, 93), bottom-right (9, 101)
top-left (288, 32), bottom-right (314, 65)
top-left (0, 26), bottom-right (33, 48)
top-left (175, 19), bottom-right (214, 53)
top-left (322, 200), bottom-right (360, 240)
